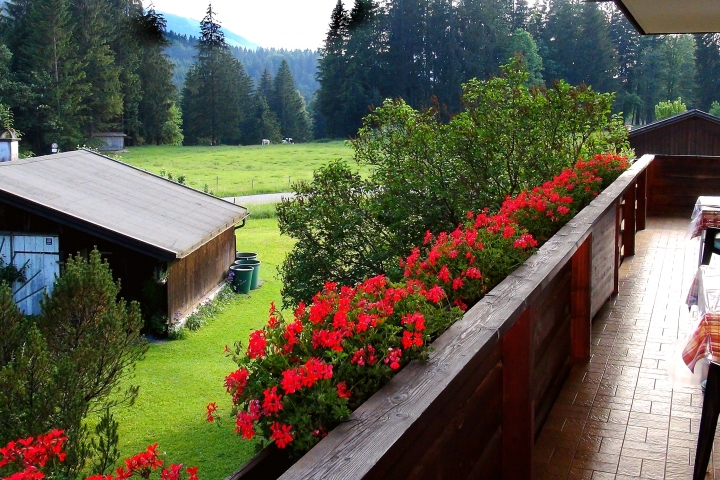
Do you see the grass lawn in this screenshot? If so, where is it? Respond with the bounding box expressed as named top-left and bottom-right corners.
top-left (119, 142), bottom-right (356, 197)
top-left (112, 216), bottom-right (293, 479)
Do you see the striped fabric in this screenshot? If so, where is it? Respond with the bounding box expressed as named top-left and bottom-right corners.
top-left (682, 314), bottom-right (720, 372)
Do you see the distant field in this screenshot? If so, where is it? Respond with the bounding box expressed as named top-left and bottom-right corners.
top-left (120, 142), bottom-right (356, 197)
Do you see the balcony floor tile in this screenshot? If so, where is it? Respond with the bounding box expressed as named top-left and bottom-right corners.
top-left (533, 216), bottom-right (720, 479)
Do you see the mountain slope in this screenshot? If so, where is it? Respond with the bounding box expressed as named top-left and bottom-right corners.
top-left (160, 11), bottom-right (260, 50)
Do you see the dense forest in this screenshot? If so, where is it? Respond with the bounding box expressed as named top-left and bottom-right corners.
top-left (314, 0), bottom-right (720, 138)
top-left (164, 32), bottom-right (320, 104)
top-left (1, 0), bottom-right (718, 149)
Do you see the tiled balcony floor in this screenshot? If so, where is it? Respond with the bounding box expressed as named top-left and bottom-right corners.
top-left (533, 216), bottom-right (720, 480)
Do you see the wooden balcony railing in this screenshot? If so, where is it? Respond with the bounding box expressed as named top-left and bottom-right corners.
top-left (231, 155), bottom-right (657, 480)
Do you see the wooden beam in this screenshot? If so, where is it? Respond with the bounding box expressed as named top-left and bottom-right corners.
top-left (614, 200), bottom-right (620, 295)
top-left (571, 235), bottom-right (592, 362)
top-left (622, 182), bottom-right (636, 257)
top-left (502, 308), bottom-right (534, 480)
top-left (636, 169), bottom-right (647, 231)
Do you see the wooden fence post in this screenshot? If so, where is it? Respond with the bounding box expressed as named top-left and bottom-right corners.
top-left (503, 308), bottom-right (534, 480)
top-left (571, 235), bottom-right (592, 362)
top-left (622, 182), bottom-right (636, 257)
top-left (636, 169), bottom-right (647, 231)
top-left (614, 201), bottom-right (620, 295)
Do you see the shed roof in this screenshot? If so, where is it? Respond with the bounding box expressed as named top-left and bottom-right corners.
top-left (0, 149), bottom-right (248, 260)
top-left (629, 109), bottom-right (720, 137)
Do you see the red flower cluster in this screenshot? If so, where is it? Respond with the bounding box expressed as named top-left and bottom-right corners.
top-left (0, 430), bottom-right (67, 480)
top-left (402, 210), bottom-right (538, 310)
top-left (84, 444), bottom-right (198, 480)
top-left (1, 433), bottom-right (199, 480)
top-left (499, 153), bottom-right (629, 242)
top-left (216, 277), bottom-right (458, 452)
top-left (213, 153), bottom-right (629, 455)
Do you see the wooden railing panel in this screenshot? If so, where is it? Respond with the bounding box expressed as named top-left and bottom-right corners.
top-left (647, 155), bottom-right (720, 216)
top-left (572, 235), bottom-right (592, 362)
top-left (591, 208), bottom-right (616, 318)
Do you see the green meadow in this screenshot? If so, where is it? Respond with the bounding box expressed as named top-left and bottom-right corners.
top-left (120, 141), bottom-right (356, 197)
top-left (112, 217), bottom-right (293, 479)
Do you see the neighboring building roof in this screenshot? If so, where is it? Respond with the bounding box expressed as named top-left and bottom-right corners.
top-left (628, 109), bottom-right (720, 137)
top-left (0, 149), bottom-right (248, 260)
top-left (609, 0), bottom-right (720, 34)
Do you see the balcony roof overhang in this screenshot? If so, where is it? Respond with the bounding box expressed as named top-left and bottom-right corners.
top-left (606, 0), bottom-right (720, 35)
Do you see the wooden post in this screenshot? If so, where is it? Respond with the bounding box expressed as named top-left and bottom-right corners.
top-left (502, 308), bottom-right (534, 480)
top-left (622, 182), bottom-right (636, 257)
top-left (636, 169), bottom-right (647, 231)
top-left (571, 235), bottom-right (592, 362)
top-left (614, 200), bottom-right (620, 295)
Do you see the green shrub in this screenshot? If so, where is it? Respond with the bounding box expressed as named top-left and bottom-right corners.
top-left (278, 58), bottom-right (629, 307)
top-left (655, 98), bottom-right (686, 120)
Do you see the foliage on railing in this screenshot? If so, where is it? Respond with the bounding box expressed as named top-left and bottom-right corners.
top-left (213, 154), bottom-right (630, 455)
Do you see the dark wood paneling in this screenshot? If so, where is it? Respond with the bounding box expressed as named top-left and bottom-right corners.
top-left (572, 236), bottom-right (592, 362)
top-left (503, 309), bottom-right (534, 480)
top-left (630, 118), bottom-right (720, 157)
top-left (647, 156), bottom-right (720, 216)
top-left (167, 227), bottom-right (235, 318)
top-left (591, 208), bottom-right (616, 317)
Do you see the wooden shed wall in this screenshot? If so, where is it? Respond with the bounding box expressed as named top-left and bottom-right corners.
top-left (167, 227), bottom-right (235, 318)
top-left (647, 155), bottom-right (720, 216)
top-left (630, 117), bottom-right (720, 157)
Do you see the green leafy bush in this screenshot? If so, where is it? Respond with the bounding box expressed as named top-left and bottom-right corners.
top-left (0, 249), bottom-right (147, 477)
top-left (655, 98), bottom-right (687, 120)
top-left (278, 58), bottom-right (629, 307)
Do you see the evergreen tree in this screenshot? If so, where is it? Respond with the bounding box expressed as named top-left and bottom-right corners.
top-left (386, 0), bottom-right (430, 107)
top-left (258, 68), bottom-right (275, 101)
top-left (272, 59), bottom-right (312, 142)
top-left (506, 29), bottom-right (544, 86)
top-left (136, 7), bottom-right (178, 145)
top-left (111, 0), bottom-right (144, 140)
top-left (456, 0), bottom-right (512, 81)
top-left (72, 0), bottom-right (124, 134)
top-left (181, 4), bottom-right (253, 145)
top-left (426, 0), bottom-right (462, 113)
top-left (316, 0), bottom-right (350, 138)
top-left (244, 91), bottom-right (281, 144)
top-left (13, 0), bottom-right (88, 152)
top-left (656, 35), bottom-right (696, 106)
top-left (696, 34), bottom-right (720, 111)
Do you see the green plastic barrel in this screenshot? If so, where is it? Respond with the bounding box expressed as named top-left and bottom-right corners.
top-left (230, 266), bottom-right (253, 294)
top-left (237, 259), bottom-right (261, 290)
top-left (235, 252), bottom-right (258, 261)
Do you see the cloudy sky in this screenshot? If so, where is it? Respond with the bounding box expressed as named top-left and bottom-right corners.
top-left (150, 0), bottom-right (346, 50)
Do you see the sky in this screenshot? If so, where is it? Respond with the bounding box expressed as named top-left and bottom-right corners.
top-left (150, 0), bottom-right (346, 50)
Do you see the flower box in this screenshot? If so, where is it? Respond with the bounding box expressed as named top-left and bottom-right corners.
top-left (228, 155), bottom-right (653, 480)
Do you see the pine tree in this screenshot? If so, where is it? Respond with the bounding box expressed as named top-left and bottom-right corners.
top-left (695, 34), bottom-right (720, 111)
top-left (272, 59), bottom-right (311, 142)
top-left (72, 0), bottom-right (124, 134)
top-left (258, 68), bottom-right (275, 101)
top-left (136, 7), bottom-right (178, 145)
top-left (316, 0), bottom-right (350, 138)
top-left (506, 29), bottom-right (544, 86)
top-left (386, 0), bottom-right (430, 107)
top-left (13, 0), bottom-right (88, 152)
top-left (456, 0), bottom-right (513, 81)
top-left (181, 4), bottom-right (253, 145)
top-left (426, 0), bottom-right (462, 112)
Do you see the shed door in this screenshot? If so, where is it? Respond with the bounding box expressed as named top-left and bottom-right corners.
top-left (9, 235), bottom-right (60, 316)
